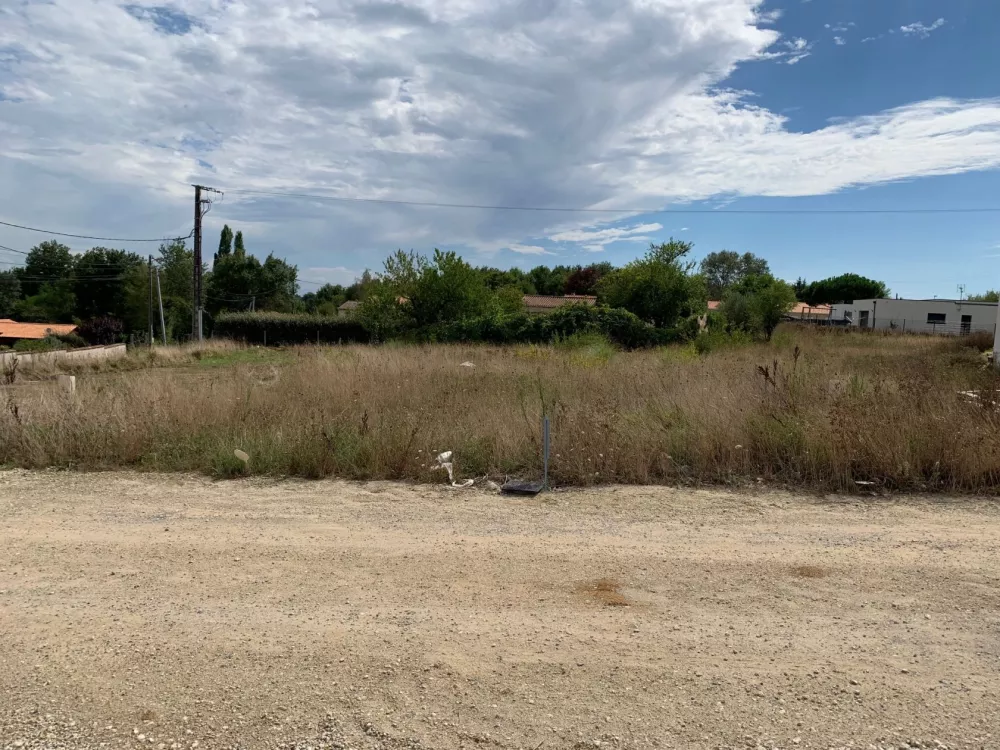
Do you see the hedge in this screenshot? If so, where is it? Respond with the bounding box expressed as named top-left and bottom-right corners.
top-left (214, 306), bottom-right (694, 349)
top-left (214, 312), bottom-right (370, 345)
top-left (423, 304), bottom-right (691, 349)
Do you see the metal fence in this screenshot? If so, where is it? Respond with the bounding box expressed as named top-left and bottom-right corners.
top-left (808, 318), bottom-right (996, 336)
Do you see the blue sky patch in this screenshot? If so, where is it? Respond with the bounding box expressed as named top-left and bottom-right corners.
top-left (124, 5), bottom-right (200, 35)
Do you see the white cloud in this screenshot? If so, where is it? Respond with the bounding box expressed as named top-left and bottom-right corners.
top-left (302, 266), bottom-right (360, 286)
top-left (0, 2), bottom-right (996, 275)
top-left (900, 18), bottom-right (946, 38)
top-left (833, 36), bottom-right (846, 46)
top-left (550, 223), bottom-right (663, 246)
top-left (766, 36), bottom-right (813, 65)
top-left (550, 221), bottom-right (664, 253)
top-left (508, 244), bottom-right (554, 256)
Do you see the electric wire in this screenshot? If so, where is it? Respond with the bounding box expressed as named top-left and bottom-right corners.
top-left (224, 188), bottom-right (1000, 215)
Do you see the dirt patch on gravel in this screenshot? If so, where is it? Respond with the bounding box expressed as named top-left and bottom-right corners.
top-left (2, 471), bottom-right (1000, 750)
top-left (789, 564), bottom-right (829, 579)
top-left (575, 577), bottom-right (631, 607)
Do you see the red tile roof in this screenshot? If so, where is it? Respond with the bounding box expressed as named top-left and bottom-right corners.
top-left (0, 321), bottom-right (78, 340)
top-left (523, 294), bottom-right (597, 309)
top-left (707, 301), bottom-right (831, 316)
top-left (788, 302), bottom-right (832, 316)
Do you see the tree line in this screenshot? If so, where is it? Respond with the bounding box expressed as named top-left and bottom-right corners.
top-left (0, 225), bottom-right (892, 346)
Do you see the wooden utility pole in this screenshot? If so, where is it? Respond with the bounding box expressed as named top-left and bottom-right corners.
top-left (193, 185), bottom-right (203, 341)
top-left (148, 254), bottom-right (154, 347)
top-left (193, 184), bottom-right (223, 342)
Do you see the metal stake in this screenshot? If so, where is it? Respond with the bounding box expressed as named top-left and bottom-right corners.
top-left (542, 416), bottom-right (550, 490)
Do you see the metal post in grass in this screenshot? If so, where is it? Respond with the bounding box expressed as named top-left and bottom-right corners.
top-left (543, 415), bottom-right (550, 490)
top-left (502, 415), bottom-right (551, 496)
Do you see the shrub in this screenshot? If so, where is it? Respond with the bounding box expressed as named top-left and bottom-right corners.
top-left (693, 328), bottom-right (755, 355)
top-left (214, 311), bottom-right (371, 345)
top-left (78, 317), bottom-right (125, 346)
top-left (963, 330), bottom-right (994, 353)
top-left (597, 240), bottom-right (707, 328)
top-left (10, 331), bottom-right (86, 352)
top-left (424, 304), bottom-right (680, 348)
top-left (54, 332), bottom-right (88, 348)
top-left (13, 335), bottom-right (63, 353)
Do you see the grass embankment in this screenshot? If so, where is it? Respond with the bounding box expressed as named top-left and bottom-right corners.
top-left (1, 328), bottom-right (998, 491)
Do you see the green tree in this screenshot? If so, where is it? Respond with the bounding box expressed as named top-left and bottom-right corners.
top-left (0, 270), bottom-right (21, 317)
top-left (720, 274), bottom-right (797, 340)
top-left (74, 247), bottom-right (144, 320)
top-left (21, 240), bottom-right (74, 298)
top-left (597, 240), bottom-right (706, 328)
top-left (967, 290), bottom-right (999, 302)
top-left (801, 274), bottom-right (889, 305)
top-left (409, 250), bottom-right (490, 327)
top-left (233, 230), bottom-right (246, 257)
top-left (215, 225), bottom-right (234, 265)
top-left (793, 277), bottom-right (809, 301)
top-left (699, 250), bottom-right (770, 299)
top-left (258, 254), bottom-right (299, 312)
top-left (382, 250), bottom-right (428, 299)
top-left (208, 239), bottom-right (298, 314)
top-left (564, 263), bottom-right (614, 295)
top-left (357, 281), bottom-right (411, 342)
top-left (490, 285), bottom-right (527, 315)
top-left (123, 241), bottom-right (196, 340)
top-left (15, 280), bottom-right (76, 323)
top-left (302, 284), bottom-right (348, 315)
top-left (528, 265), bottom-right (572, 296)
top-left (478, 266), bottom-right (536, 294)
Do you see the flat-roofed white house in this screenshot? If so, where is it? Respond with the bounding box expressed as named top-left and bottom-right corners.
top-left (829, 299), bottom-right (997, 335)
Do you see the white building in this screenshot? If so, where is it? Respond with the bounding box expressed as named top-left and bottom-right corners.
top-left (829, 298), bottom-right (997, 335)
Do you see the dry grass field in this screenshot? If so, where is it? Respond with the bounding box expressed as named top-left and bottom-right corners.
top-left (1, 326), bottom-right (998, 491)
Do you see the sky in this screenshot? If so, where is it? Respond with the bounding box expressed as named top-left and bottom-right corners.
top-left (0, 0), bottom-right (998, 298)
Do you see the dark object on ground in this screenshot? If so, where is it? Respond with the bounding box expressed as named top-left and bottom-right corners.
top-left (502, 480), bottom-right (545, 496)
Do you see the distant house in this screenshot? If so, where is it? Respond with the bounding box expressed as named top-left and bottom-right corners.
top-left (701, 300), bottom-right (830, 327)
top-left (337, 300), bottom-right (361, 318)
top-left (783, 302), bottom-right (832, 321)
top-left (830, 298), bottom-right (997, 335)
top-left (0, 319), bottom-right (78, 347)
top-left (523, 294), bottom-right (597, 314)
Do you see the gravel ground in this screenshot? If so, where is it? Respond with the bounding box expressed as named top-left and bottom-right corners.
top-left (1, 471), bottom-right (999, 750)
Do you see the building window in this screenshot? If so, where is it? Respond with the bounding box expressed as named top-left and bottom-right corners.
top-left (927, 313), bottom-right (946, 324)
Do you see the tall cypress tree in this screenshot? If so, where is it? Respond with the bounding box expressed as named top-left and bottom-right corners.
top-left (234, 230), bottom-right (246, 258)
top-left (215, 224), bottom-right (234, 264)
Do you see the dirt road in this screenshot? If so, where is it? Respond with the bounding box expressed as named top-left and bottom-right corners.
top-left (1, 472), bottom-right (999, 750)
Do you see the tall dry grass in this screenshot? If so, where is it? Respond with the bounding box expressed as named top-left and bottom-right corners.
top-left (2, 327), bottom-right (999, 492)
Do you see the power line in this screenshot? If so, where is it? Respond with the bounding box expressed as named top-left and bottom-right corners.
top-left (15, 274), bottom-right (131, 282)
top-left (225, 187), bottom-right (1000, 215)
top-left (0, 219), bottom-right (193, 243)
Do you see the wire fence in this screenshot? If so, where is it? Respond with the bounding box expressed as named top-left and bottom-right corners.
top-left (804, 317), bottom-right (997, 337)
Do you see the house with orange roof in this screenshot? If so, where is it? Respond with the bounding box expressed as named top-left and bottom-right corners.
top-left (0, 319), bottom-right (78, 347)
top-left (523, 294), bottom-right (597, 314)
